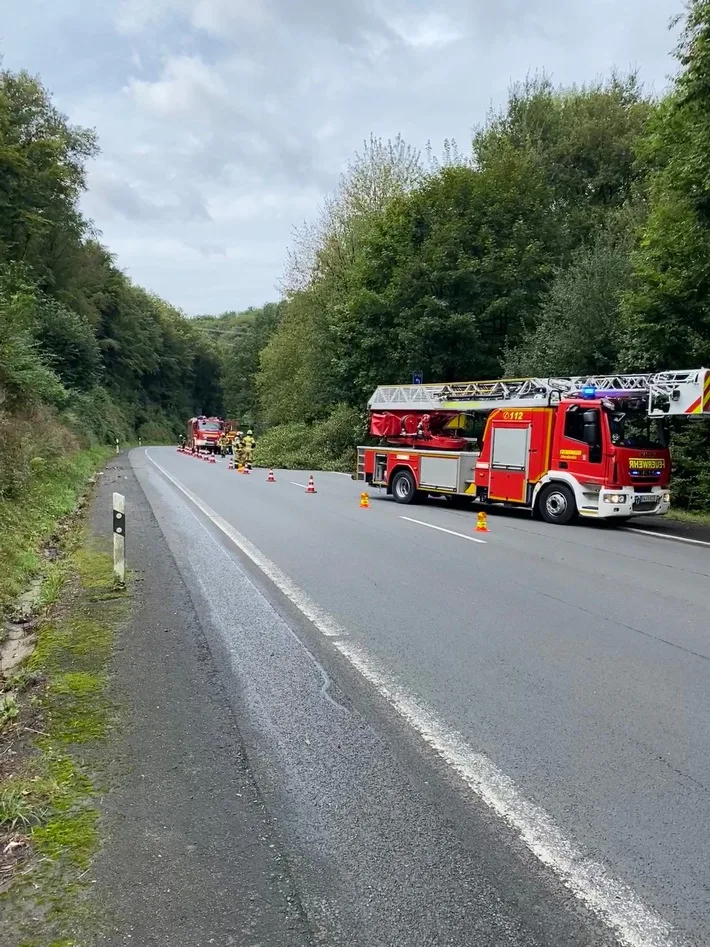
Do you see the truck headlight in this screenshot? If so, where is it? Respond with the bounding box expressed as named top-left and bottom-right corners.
top-left (663, 492), bottom-right (670, 503)
top-left (603, 494), bottom-right (627, 504)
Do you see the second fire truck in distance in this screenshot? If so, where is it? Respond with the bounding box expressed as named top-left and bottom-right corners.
top-left (356, 369), bottom-right (710, 525)
top-left (186, 416), bottom-right (224, 454)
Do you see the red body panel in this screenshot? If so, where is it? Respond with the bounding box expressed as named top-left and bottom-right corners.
top-left (362, 398), bottom-right (671, 511)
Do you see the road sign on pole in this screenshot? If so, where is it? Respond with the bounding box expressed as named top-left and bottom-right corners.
top-left (412, 371), bottom-right (424, 385)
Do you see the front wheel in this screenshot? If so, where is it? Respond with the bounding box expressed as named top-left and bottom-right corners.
top-left (391, 469), bottom-right (418, 505)
top-left (538, 483), bottom-right (577, 525)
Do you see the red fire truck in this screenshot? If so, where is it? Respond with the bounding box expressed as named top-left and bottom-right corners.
top-left (187, 416), bottom-right (224, 454)
top-left (356, 369), bottom-right (710, 525)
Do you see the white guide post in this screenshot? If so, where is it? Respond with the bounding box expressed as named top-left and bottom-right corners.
top-left (113, 492), bottom-right (126, 586)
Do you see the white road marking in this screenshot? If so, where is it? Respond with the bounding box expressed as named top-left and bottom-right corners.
top-left (623, 526), bottom-right (710, 548)
top-left (145, 451), bottom-right (344, 637)
top-left (290, 481), bottom-right (308, 489)
top-left (332, 640), bottom-right (682, 947)
top-left (144, 449), bottom-right (683, 947)
top-left (400, 515), bottom-right (488, 545)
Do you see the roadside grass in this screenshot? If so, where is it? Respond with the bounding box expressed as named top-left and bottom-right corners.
top-left (0, 446), bottom-right (112, 617)
top-left (1, 500), bottom-right (128, 945)
top-left (667, 508), bottom-right (710, 527)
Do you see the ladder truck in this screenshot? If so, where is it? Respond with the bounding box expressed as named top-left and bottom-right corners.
top-left (356, 369), bottom-right (710, 525)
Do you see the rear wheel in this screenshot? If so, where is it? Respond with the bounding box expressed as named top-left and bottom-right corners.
top-left (538, 483), bottom-right (577, 525)
top-left (391, 469), bottom-right (418, 505)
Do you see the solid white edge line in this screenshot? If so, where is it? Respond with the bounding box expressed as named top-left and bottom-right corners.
top-left (290, 481), bottom-right (308, 488)
top-left (400, 515), bottom-right (488, 544)
top-left (144, 448), bottom-right (683, 947)
top-left (623, 526), bottom-right (710, 548)
top-left (145, 450), bottom-right (344, 637)
top-left (331, 639), bottom-right (683, 947)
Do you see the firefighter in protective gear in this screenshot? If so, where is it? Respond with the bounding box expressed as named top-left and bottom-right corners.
top-left (233, 431), bottom-right (244, 466)
top-left (217, 433), bottom-right (229, 457)
top-left (243, 430), bottom-right (255, 468)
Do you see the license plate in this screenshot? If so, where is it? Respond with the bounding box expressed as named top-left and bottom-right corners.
top-left (633, 495), bottom-right (657, 508)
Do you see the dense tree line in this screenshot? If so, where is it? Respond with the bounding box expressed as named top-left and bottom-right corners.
top-left (204, 2), bottom-right (710, 507)
top-left (0, 65), bottom-right (222, 498)
top-left (5, 1), bottom-right (710, 509)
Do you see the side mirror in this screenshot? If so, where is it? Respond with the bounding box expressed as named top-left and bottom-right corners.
top-left (582, 410), bottom-right (599, 446)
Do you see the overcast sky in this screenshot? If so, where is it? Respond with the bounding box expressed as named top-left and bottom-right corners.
top-left (2, 0), bottom-right (681, 315)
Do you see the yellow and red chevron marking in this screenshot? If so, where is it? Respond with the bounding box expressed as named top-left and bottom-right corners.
top-left (686, 371), bottom-right (710, 414)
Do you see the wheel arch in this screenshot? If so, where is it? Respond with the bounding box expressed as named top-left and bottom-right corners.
top-left (387, 463), bottom-right (418, 495)
top-left (532, 472), bottom-right (586, 514)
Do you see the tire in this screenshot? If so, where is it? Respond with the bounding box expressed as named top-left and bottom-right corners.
top-left (391, 469), bottom-right (418, 505)
top-left (538, 483), bottom-right (577, 525)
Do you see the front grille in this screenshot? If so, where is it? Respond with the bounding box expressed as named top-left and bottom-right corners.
top-left (632, 495), bottom-right (659, 512)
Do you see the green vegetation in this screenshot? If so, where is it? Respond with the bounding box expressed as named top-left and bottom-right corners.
top-left (5, 7), bottom-right (710, 508)
top-left (1, 531), bottom-right (125, 946)
top-left (191, 4), bottom-right (710, 508)
top-left (0, 445), bottom-right (110, 615)
top-left (0, 62), bottom-right (222, 527)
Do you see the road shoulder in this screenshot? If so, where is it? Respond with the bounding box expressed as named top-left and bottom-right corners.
top-left (90, 453), bottom-right (312, 947)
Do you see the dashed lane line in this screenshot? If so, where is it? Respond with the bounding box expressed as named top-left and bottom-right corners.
top-left (400, 515), bottom-right (488, 545)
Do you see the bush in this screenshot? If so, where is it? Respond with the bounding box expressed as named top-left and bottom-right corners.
top-left (668, 420), bottom-right (710, 511)
top-left (0, 294), bottom-right (67, 410)
top-left (137, 420), bottom-right (175, 445)
top-left (0, 407), bottom-right (79, 500)
top-left (62, 388), bottom-right (132, 446)
top-left (254, 405), bottom-right (364, 471)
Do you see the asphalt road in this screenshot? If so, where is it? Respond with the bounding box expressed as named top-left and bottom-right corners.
top-left (131, 447), bottom-right (710, 947)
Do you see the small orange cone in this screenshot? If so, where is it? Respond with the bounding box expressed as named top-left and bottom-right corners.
top-left (360, 492), bottom-right (370, 509)
top-left (306, 474), bottom-right (317, 494)
top-left (243, 465), bottom-right (250, 475)
top-left (476, 511), bottom-right (489, 533)
top-left (266, 469), bottom-right (276, 482)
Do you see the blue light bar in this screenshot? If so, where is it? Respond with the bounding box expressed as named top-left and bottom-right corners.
top-left (581, 385), bottom-right (596, 399)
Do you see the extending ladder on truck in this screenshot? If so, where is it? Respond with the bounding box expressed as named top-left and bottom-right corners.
top-left (368, 369), bottom-right (710, 417)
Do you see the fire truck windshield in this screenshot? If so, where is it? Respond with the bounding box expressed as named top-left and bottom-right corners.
top-left (198, 420), bottom-right (222, 432)
top-left (608, 411), bottom-right (668, 449)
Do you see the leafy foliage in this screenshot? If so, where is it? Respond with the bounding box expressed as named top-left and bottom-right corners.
top-left (0, 65), bottom-right (222, 464)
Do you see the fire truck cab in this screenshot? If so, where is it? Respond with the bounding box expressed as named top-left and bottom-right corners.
top-left (357, 369), bottom-right (710, 525)
top-left (187, 416), bottom-right (224, 454)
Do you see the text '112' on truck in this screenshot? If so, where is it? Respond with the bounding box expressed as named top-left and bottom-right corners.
top-left (356, 369), bottom-right (710, 525)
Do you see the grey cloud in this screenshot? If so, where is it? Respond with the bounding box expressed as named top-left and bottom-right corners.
top-left (1, 0), bottom-right (680, 314)
top-left (91, 169), bottom-right (212, 223)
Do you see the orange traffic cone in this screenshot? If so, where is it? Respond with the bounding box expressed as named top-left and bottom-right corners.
top-left (306, 475), bottom-right (317, 494)
top-left (360, 492), bottom-right (370, 509)
top-left (243, 465), bottom-right (250, 475)
top-left (476, 511), bottom-right (489, 533)
top-left (266, 469), bottom-right (276, 482)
